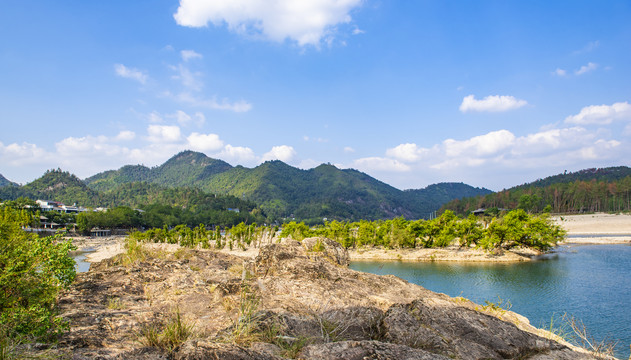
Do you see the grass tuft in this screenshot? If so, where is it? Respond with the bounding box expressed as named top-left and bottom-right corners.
top-left (138, 309), bottom-right (194, 353)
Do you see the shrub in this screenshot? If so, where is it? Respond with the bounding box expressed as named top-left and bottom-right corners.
top-left (0, 206), bottom-right (76, 340)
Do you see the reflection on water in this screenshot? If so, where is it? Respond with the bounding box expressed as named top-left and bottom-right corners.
top-left (350, 244), bottom-right (631, 359)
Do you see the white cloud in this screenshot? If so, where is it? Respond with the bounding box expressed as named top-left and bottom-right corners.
top-left (176, 92), bottom-right (252, 112)
top-left (171, 64), bottom-right (204, 91)
top-left (186, 132), bottom-right (224, 152)
top-left (385, 143), bottom-right (426, 162)
top-left (114, 64), bottom-right (148, 84)
top-left (148, 111), bottom-right (164, 123)
top-left (343, 146), bottom-right (355, 153)
top-left (181, 49), bottom-right (203, 61)
top-left (146, 125), bottom-right (182, 143)
top-left (353, 157), bottom-right (410, 172)
top-left (443, 130), bottom-right (516, 157)
top-left (219, 144), bottom-right (257, 164)
top-left (572, 41), bottom-right (599, 55)
top-left (459, 95), bottom-right (528, 113)
top-left (115, 130), bottom-right (136, 141)
top-left (173, 0), bottom-right (363, 47)
top-left (575, 62), bottom-right (598, 75)
top-left (565, 101), bottom-right (631, 125)
top-left (554, 68), bottom-right (567, 77)
top-left (262, 145), bottom-right (296, 162)
top-left (352, 27), bottom-right (364, 35)
top-left (0, 141), bottom-right (50, 166)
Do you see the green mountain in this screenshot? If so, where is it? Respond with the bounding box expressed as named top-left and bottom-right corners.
top-left (85, 150), bottom-right (491, 221)
top-left (441, 166), bottom-right (631, 214)
top-left (9, 169), bottom-right (103, 206)
top-left (0, 169), bottom-right (262, 227)
top-left (0, 174), bottom-right (18, 187)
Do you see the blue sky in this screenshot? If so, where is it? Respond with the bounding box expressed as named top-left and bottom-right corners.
top-left (1, 0), bottom-right (630, 191)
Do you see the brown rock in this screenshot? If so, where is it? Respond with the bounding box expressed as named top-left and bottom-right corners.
top-left (39, 241), bottom-right (599, 359)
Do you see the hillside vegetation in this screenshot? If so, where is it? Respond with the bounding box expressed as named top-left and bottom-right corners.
top-left (85, 150), bottom-right (491, 221)
top-left (442, 167), bottom-right (631, 215)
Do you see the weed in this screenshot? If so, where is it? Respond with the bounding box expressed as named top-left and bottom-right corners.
top-left (306, 299), bottom-right (355, 343)
top-left (120, 237), bottom-right (148, 266)
top-left (172, 247), bottom-right (190, 260)
top-left (258, 315), bottom-right (310, 358)
top-left (227, 282), bottom-right (262, 345)
top-left (310, 239), bottom-right (325, 252)
top-left (564, 314), bottom-right (617, 358)
top-left (138, 309), bottom-right (194, 353)
top-left (107, 297), bottom-right (125, 310)
top-left (480, 295), bottom-right (512, 313)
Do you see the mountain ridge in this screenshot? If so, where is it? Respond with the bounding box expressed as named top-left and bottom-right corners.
top-left (83, 150), bottom-right (492, 221)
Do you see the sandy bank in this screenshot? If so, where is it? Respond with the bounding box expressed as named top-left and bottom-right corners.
top-left (553, 213), bottom-right (631, 244)
top-left (348, 246), bottom-right (540, 262)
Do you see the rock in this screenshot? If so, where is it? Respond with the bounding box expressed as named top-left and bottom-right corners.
top-left (174, 341), bottom-right (282, 360)
top-left (38, 242), bottom-right (599, 359)
top-left (298, 340), bottom-right (450, 360)
top-left (301, 237), bottom-right (350, 266)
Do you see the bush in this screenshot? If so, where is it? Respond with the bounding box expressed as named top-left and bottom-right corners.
top-left (0, 206), bottom-right (76, 340)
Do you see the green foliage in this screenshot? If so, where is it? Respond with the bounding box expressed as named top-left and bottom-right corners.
top-left (138, 309), bottom-right (194, 353)
top-left (0, 206), bottom-right (76, 340)
top-left (80, 151), bottom-right (491, 222)
top-left (279, 221), bottom-right (312, 241)
top-left (442, 166), bottom-right (631, 215)
top-left (278, 210), bottom-right (564, 252)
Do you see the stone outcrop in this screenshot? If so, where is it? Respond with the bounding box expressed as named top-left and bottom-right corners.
top-left (45, 239), bottom-right (598, 359)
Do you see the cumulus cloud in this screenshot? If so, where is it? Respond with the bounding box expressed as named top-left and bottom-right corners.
top-left (219, 144), bottom-right (257, 163)
top-left (173, 0), bottom-right (363, 46)
top-left (353, 157), bottom-right (410, 172)
top-left (181, 49), bottom-right (203, 61)
top-left (443, 130), bottom-right (516, 157)
top-left (385, 143), bottom-right (426, 162)
top-left (147, 125), bottom-right (182, 143)
top-left (575, 62), bottom-right (598, 75)
top-left (114, 64), bottom-right (148, 84)
top-left (0, 141), bottom-right (50, 167)
top-left (564, 101), bottom-right (631, 125)
top-left (262, 145), bottom-right (296, 162)
top-left (459, 95), bottom-right (528, 113)
top-left (186, 132), bottom-right (224, 151)
top-left (343, 146), bottom-right (355, 153)
top-left (115, 130), bottom-right (136, 141)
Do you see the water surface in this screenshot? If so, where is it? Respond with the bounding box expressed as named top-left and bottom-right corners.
top-left (350, 244), bottom-right (631, 359)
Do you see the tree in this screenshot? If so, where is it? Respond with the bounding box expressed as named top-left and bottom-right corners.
top-left (0, 206), bottom-right (76, 340)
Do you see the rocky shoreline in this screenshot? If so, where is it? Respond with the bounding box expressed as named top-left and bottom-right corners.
top-left (38, 237), bottom-right (608, 359)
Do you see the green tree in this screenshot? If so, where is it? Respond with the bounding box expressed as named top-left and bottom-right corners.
top-left (0, 206), bottom-right (76, 340)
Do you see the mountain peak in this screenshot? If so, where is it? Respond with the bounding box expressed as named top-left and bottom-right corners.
top-left (0, 174), bottom-right (17, 187)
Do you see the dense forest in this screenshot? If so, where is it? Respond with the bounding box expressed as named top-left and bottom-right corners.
top-left (441, 167), bottom-right (631, 215)
top-left (1, 151), bottom-right (491, 222)
top-left (84, 150), bottom-right (491, 221)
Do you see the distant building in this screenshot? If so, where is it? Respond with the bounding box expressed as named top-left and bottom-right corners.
top-left (36, 200), bottom-right (88, 213)
top-left (90, 228), bottom-right (111, 237)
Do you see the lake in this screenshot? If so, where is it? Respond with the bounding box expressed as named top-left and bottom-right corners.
top-left (350, 244), bottom-right (631, 359)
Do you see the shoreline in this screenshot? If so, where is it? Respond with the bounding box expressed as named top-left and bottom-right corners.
top-left (70, 213), bottom-right (631, 265)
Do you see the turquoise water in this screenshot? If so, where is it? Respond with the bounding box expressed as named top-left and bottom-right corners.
top-left (350, 244), bottom-right (631, 359)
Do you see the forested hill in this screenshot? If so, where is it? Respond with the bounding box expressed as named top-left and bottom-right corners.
top-left (85, 150), bottom-right (491, 221)
top-left (0, 169), bottom-right (260, 219)
top-left (0, 174), bottom-right (18, 187)
top-left (441, 166), bottom-right (631, 215)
